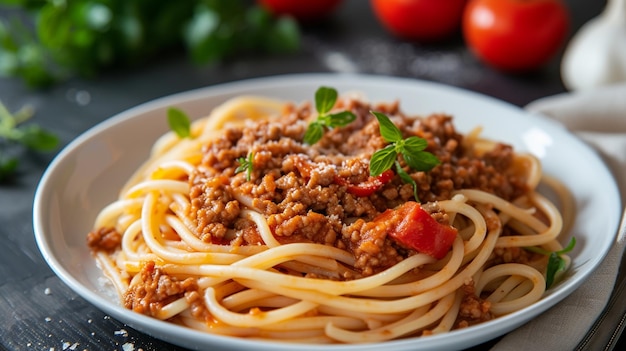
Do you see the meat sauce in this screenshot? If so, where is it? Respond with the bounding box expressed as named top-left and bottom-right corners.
top-left (188, 99), bottom-right (527, 275)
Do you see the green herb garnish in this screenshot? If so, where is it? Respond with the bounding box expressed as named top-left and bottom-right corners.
top-left (303, 86), bottom-right (356, 145)
top-left (0, 102), bottom-right (59, 182)
top-left (235, 152), bottom-right (254, 181)
top-left (370, 111), bottom-right (440, 201)
top-left (167, 107), bottom-right (191, 138)
top-left (526, 237), bottom-right (576, 289)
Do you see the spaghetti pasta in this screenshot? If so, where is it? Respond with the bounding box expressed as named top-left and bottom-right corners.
top-left (87, 89), bottom-right (573, 344)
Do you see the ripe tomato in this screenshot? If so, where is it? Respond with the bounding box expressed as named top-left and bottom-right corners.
top-left (257, 0), bottom-right (343, 22)
top-left (371, 0), bottom-right (468, 42)
top-left (462, 0), bottom-right (570, 72)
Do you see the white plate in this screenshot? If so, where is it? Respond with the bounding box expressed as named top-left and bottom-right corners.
top-left (33, 73), bottom-right (621, 351)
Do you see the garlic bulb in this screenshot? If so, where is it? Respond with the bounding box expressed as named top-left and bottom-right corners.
top-left (560, 0), bottom-right (626, 91)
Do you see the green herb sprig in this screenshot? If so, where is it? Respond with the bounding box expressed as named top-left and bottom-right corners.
top-left (525, 237), bottom-right (576, 289)
top-left (0, 102), bottom-right (59, 182)
top-left (303, 86), bottom-right (356, 145)
top-left (167, 107), bottom-right (191, 138)
top-left (370, 111), bottom-right (440, 201)
top-left (235, 152), bottom-right (254, 181)
top-left (0, 0), bottom-right (300, 88)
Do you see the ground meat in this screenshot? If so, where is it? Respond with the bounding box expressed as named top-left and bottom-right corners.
top-left (456, 280), bottom-right (494, 328)
top-left (488, 246), bottom-right (544, 266)
top-left (189, 175), bottom-right (241, 242)
top-left (341, 218), bottom-right (405, 276)
top-left (86, 227), bottom-right (121, 252)
top-left (185, 290), bottom-right (211, 322)
top-left (186, 98), bottom-right (530, 277)
top-left (124, 261), bottom-right (202, 318)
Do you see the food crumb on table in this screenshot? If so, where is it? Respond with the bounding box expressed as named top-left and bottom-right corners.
top-left (114, 329), bottom-right (129, 337)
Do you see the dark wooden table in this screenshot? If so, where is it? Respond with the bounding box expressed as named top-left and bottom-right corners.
top-left (1, 1), bottom-right (616, 350)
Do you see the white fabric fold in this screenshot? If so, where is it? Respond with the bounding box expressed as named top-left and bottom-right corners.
top-left (492, 83), bottom-right (626, 351)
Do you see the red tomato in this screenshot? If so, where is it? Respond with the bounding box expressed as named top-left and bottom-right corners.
top-left (462, 0), bottom-right (570, 72)
top-left (375, 202), bottom-right (458, 259)
top-left (258, 0), bottom-right (343, 22)
top-left (334, 169), bottom-right (395, 197)
top-left (371, 0), bottom-right (468, 42)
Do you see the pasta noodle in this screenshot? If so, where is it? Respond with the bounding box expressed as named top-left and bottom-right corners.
top-left (87, 90), bottom-right (573, 344)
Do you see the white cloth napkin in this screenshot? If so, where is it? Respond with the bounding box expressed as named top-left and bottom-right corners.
top-left (492, 83), bottom-right (626, 351)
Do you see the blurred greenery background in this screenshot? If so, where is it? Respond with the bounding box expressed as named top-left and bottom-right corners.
top-left (0, 0), bottom-right (300, 88)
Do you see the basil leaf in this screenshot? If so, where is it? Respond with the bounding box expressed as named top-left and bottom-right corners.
top-left (524, 236), bottom-right (575, 289)
top-left (167, 107), bottom-right (191, 138)
top-left (558, 236), bottom-right (576, 254)
top-left (403, 150), bottom-right (440, 172)
top-left (526, 237), bottom-right (576, 256)
top-left (304, 87), bottom-right (356, 145)
top-left (370, 145), bottom-right (397, 176)
top-left (371, 111), bottom-right (402, 143)
top-left (327, 111), bottom-right (356, 127)
top-left (303, 121), bottom-right (324, 145)
top-left (368, 110), bottom-right (440, 191)
top-left (545, 252), bottom-right (564, 289)
top-left (315, 86), bottom-right (338, 115)
top-left (403, 136), bottom-right (428, 152)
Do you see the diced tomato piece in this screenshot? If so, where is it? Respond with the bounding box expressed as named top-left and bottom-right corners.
top-left (334, 169), bottom-right (394, 197)
top-left (374, 202), bottom-right (457, 259)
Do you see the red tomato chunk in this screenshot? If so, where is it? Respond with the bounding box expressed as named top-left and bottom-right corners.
top-left (334, 169), bottom-right (395, 197)
top-left (374, 202), bottom-right (457, 259)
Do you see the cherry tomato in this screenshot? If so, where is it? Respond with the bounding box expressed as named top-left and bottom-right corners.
top-left (462, 0), bottom-right (570, 72)
top-left (257, 0), bottom-right (343, 22)
top-left (374, 202), bottom-right (458, 259)
top-left (371, 0), bottom-right (468, 42)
